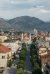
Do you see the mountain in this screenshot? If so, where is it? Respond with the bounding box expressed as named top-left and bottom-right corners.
top-left (0, 18), bottom-right (11, 31)
top-left (8, 16), bottom-right (50, 32)
top-left (0, 16), bottom-right (50, 33)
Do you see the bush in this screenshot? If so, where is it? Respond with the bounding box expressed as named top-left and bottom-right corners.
top-left (17, 63), bottom-right (24, 69)
top-left (16, 68), bottom-right (23, 74)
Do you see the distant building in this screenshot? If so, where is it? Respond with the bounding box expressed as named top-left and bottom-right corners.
top-left (45, 36), bottom-right (50, 41)
top-left (39, 47), bottom-right (50, 68)
top-left (33, 28), bottom-right (38, 36)
top-left (0, 44), bottom-right (11, 70)
top-left (0, 35), bottom-right (8, 42)
top-left (21, 32), bottom-right (32, 44)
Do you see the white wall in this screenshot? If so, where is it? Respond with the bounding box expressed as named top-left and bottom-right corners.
top-left (0, 51), bottom-right (12, 68)
top-left (45, 37), bottom-right (50, 41)
top-left (0, 53), bottom-right (7, 68)
top-left (0, 36), bottom-right (7, 42)
top-left (2, 41), bottom-right (20, 53)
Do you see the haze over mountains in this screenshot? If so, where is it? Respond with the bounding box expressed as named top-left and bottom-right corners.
top-left (0, 16), bottom-right (50, 33)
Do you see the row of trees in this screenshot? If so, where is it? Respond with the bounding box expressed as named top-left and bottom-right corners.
top-left (16, 43), bottom-right (27, 74)
top-left (30, 39), bottom-right (42, 74)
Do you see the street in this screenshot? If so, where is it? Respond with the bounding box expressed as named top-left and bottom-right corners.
top-left (2, 45), bottom-right (32, 74)
top-left (24, 45), bottom-right (32, 74)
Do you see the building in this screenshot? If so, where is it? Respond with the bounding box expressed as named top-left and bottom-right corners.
top-left (21, 32), bottom-right (32, 44)
top-left (33, 28), bottom-right (38, 36)
top-left (0, 44), bottom-right (12, 70)
top-left (39, 47), bottom-right (50, 68)
top-left (0, 35), bottom-right (8, 42)
top-left (2, 40), bottom-right (20, 54)
top-left (45, 36), bottom-right (50, 41)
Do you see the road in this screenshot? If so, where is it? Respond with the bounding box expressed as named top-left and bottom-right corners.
top-left (24, 45), bottom-right (32, 74)
top-left (3, 45), bottom-right (32, 74)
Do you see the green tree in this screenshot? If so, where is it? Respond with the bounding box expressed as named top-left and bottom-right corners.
top-left (16, 68), bottom-right (23, 74)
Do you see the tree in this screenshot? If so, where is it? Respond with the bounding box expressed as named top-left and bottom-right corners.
top-left (32, 62), bottom-right (42, 74)
top-left (12, 52), bottom-right (16, 60)
top-left (16, 43), bottom-right (27, 74)
top-left (45, 70), bottom-right (49, 74)
top-left (16, 68), bottom-right (23, 74)
top-left (30, 40), bottom-right (42, 74)
top-left (7, 60), bottom-right (12, 67)
top-left (17, 63), bottom-right (24, 69)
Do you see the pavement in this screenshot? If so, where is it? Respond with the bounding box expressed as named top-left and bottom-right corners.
top-left (3, 67), bottom-right (16, 74)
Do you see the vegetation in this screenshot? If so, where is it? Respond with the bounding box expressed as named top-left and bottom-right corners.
top-left (30, 38), bottom-right (42, 74)
top-left (17, 68), bottom-right (24, 74)
top-left (16, 43), bottom-right (27, 74)
top-left (7, 60), bottom-right (12, 67)
top-left (12, 52), bottom-right (16, 60)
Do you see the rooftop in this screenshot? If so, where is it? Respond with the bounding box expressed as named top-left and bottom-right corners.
top-left (0, 44), bottom-right (11, 53)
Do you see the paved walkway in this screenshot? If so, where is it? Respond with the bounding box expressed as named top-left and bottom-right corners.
top-left (3, 67), bottom-right (16, 74)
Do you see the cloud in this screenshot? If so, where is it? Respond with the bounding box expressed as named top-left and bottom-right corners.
top-left (40, 9), bottom-right (50, 13)
top-left (0, 0), bottom-right (50, 21)
top-left (36, 5), bottom-right (45, 8)
top-left (26, 7), bottom-right (50, 21)
top-left (0, 6), bottom-right (50, 21)
top-left (5, 0), bottom-right (33, 4)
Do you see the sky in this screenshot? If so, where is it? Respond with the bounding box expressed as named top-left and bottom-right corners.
top-left (0, 0), bottom-right (50, 21)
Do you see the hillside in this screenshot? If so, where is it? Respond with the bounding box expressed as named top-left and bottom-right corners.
top-left (0, 18), bottom-right (11, 29)
top-left (8, 16), bottom-right (50, 32)
top-left (0, 16), bottom-right (50, 33)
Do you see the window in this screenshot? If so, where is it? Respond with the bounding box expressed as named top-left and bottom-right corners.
top-left (2, 56), bottom-right (5, 59)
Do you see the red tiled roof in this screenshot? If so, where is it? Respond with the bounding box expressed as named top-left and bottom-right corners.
top-left (0, 44), bottom-right (11, 53)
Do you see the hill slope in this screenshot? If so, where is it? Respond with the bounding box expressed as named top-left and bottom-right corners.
top-left (8, 16), bottom-right (50, 32)
top-left (0, 18), bottom-right (11, 31)
top-left (0, 16), bottom-right (50, 32)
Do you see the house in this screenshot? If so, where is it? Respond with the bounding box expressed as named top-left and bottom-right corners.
top-left (2, 40), bottom-right (20, 54)
top-left (39, 47), bottom-right (50, 68)
top-left (45, 36), bottom-right (50, 41)
top-left (0, 35), bottom-right (8, 42)
top-left (0, 44), bottom-right (12, 70)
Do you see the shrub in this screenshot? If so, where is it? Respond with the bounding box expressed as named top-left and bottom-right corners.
top-left (16, 68), bottom-right (23, 74)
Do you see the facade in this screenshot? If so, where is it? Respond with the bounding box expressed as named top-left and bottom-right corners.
top-left (39, 47), bottom-right (50, 68)
top-left (2, 41), bottom-right (20, 54)
top-left (45, 36), bottom-right (50, 41)
top-left (0, 44), bottom-right (11, 70)
top-left (21, 32), bottom-right (32, 44)
top-left (0, 35), bottom-right (8, 42)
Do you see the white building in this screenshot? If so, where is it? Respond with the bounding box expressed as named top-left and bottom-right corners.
top-left (33, 28), bottom-right (38, 36)
top-left (45, 36), bottom-right (50, 41)
top-left (21, 32), bottom-right (32, 44)
top-left (0, 35), bottom-right (8, 42)
top-left (0, 44), bottom-right (12, 70)
top-left (2, 41), bottom-right (20, 54)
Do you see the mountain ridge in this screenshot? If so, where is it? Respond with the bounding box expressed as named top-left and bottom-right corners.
top-left (0, 16), bottom-right (50, 33)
